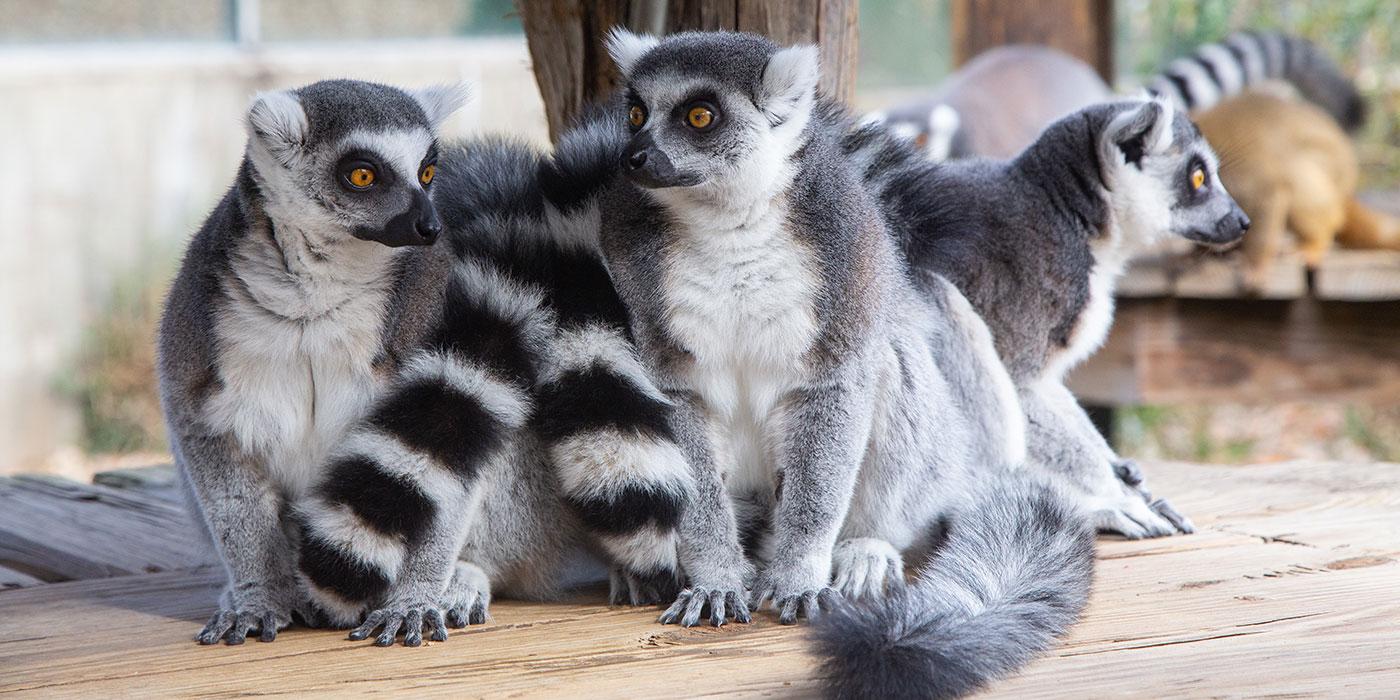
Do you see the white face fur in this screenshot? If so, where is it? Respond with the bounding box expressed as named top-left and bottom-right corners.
top-left (1097, 97), bottom-right (1248, 256)
top-left (607, 29), bottom-right (821, 218)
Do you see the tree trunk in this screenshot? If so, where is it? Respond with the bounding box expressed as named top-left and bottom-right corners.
top-left (950, 0), bottom-right (1114, 82)
top-left (519, 0), bottom-right (859, 141)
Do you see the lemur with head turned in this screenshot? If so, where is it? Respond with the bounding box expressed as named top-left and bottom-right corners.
top-left (158, 79), bottom-right (688, 647)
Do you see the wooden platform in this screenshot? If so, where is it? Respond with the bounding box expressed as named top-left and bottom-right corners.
top-left (2, 460), bottom-right (1398, 697)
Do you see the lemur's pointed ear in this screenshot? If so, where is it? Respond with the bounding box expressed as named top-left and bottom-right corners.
top-left (1104, 99), bottom-right (1173, 168)
top-left (607, 27), bottom-right (659, 77)
top-left (246, 90), bottom-right (308, 168)
top-left (760, 44), bottom-right (820, 125)
top-left (412, 83), bottom-right (472, 130)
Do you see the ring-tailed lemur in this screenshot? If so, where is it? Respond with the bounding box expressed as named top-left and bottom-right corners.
top-left (876, 31), bottom-right (1364, 162)
top-left (565, 29), bottom-right (1094, 696)
top-left (159, 79), bottom-right (686, 647)
top-left (847, 96), bottom-right (1250, 542)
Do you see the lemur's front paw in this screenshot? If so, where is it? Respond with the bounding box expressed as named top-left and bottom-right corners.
top-left (752, 562), bottom-right (840, 625)
top-left (609, 567), bottom-right (682, 607)
top-left (659, 584), bottom-right (751, 627)
top-left (1092, 459), bottom-right (1194, 538)
top-left (830, 538), bottom-right (905, 600)
top-left (196, 585), bottom-right (295, 645)
top-left (442, 562), bottom-right (491, 628)
top-left (348, 598), bottom-right (448, 648)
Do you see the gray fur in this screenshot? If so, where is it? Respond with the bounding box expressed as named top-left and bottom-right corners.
top-left (582, 30), bottom-right (1092, 694)
top-left (159, 80), bottom-right (619, 646)
top-left (850, 98), bottom-right (1248, 538)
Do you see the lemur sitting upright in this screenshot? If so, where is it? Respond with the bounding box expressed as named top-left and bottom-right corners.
top-left (561, 29), bottom-right (1094, 697)
top-left (159, 79), bottom-right (688, 647)
top-left (848, 96), bottom-right (1250, 539)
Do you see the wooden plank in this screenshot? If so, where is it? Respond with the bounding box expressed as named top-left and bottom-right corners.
top-left (1069, 298), bottom-right (1400, 405)
top-left (0, 563), bottom-right (42, 590)
top-left (950, 0), bottom-right (1114, 81)
top-left (0, 475), bottom-right (212, 583)
top-left (1, 460), bottom-right (1397, 697)
top-left (92, 464), bottom-right (184, 505)
top-left (1314, 249), bottom-right (1400, 301)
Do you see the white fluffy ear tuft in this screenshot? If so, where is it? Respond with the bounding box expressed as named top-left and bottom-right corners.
top-left (1103, 99), bottom-right (1173, 168)
top-left (760, 44), bottom-right (820, 124)
top-left (246, 90), bottom-right (308, 167)
top-left (412, 83), bottom-right (472, 130)
top-left (606, 27), bottom-right (660, 77)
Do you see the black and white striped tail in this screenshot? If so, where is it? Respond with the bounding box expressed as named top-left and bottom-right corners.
top-left (1146, 31), bottom-right (1364, 130)
top-left (535, 323), bottom-right (691, 604)
top-left (297, 259), bottom-right (550, 626)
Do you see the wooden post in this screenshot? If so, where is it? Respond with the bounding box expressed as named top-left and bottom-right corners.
top-left (950, 0), bottom-right (1114, 81)
top-left (519, 0), bottom-right (859, 141)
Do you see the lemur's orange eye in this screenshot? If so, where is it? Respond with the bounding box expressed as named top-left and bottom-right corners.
top-left (1191, 167), bottom-right (1206, 191)
top-left (628, 105), bottom-right (646, 128)
top-left (419, 164), bottom-right (436, 186)
top-left (348, 167), bottom-right (376, 189)
top-left (687, 105), bottom-right (714, 129)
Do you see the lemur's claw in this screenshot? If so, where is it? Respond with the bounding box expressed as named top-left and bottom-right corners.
top-left (196, 603), bottom-right (290, 645)
top-left (773, 588), bottom-right (837, 625)
top-left (659, 586), bottom-right (749, 627)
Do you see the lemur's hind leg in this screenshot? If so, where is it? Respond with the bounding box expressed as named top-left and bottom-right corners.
top-left (1022, 379), bottom-right (1191, 538)
top-left (830, 537), bottom-right (904, 600)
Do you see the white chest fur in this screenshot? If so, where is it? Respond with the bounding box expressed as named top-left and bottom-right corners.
top-left (660, 202), bottom-right (820, 491)
top-left (203, 233), bottom-right (397, 496)
top-left (1043, 240), bottom-right (1126, 381)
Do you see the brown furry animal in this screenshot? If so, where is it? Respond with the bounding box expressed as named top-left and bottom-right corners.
top-left (1195, 92), bottom-right (1400, 291)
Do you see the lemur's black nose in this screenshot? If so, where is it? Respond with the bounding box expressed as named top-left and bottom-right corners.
top-left (416, 219), bottom-right (442, 240)
top-left (627, 150), bottom-right (648, 170)
top-left (1236, 212), bottom-right (1252, 233)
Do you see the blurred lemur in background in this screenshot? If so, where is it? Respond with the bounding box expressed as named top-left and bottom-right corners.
top-left (569, 29), bottom-right (1095, 699)
top-left (159, 79), bottom-right (688, 647)
top-left (872, 30), bottom-right (1364, 162)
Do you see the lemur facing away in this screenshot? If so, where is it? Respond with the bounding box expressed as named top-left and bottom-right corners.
top-left (876, 31), bottom-right (1363, 162)
top-left (1194, 92), bottom-right (1400, 291)
top-left (159, 79), bottom-right (687, 647)
top-left (570, 30), bottom-right (1094, 698)
top-left (848, 96), bottom-right (1250, 539)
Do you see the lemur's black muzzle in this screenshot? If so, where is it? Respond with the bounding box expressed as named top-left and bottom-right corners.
top-left (1182, 203), bottom-right (1251, 247)
top-left (354, 188), bottom-right (442, 247)
top-left (623, 131), bottom-right (701, 189)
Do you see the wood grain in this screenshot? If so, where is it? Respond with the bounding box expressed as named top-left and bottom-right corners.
top-left (520, 0), bottom-right (858, 140)
top-left (0, 475), bottom-right (212, 583)
top-left (2, 460), bottom-right (1397, 697)
top-left (950, 0), bottom-right (1114, 80)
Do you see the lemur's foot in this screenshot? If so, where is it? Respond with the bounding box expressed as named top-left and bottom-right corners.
top-left (196, 585), bottom-right (294, 645)
top-left (348, 598), bottom-right (448, 647)
top-left (830, 537), bottom-right (904, 600)
top-left (751, 560), bottom-right (841, 625)
top-left (659, 585), bottom-right (751, 627)
top-left (1087, 460), bottom-right (1192, 539)
top-left (441, 562), bottom-right (492, 628)
top-left (1112, 459), bottom-right (1195, 535)
top-left (609, 567), bottom-right (681, 607)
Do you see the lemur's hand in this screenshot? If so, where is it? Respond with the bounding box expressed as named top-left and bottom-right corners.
top-left (196, 581), bottom-right (298, 645)
top-left (751, 556), bottom-right (840, 625)
top-left (348, 594), bottom-right (449, 647)
top-left (659, 582), bottom-right (752, 627)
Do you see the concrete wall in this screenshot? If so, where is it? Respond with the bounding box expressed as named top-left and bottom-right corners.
top-left (0, 38), bottom-right (548, 472)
